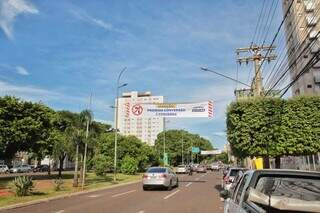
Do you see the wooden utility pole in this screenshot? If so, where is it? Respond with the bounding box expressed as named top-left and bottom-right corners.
top-left (236, 45), bottom-right (277, 97)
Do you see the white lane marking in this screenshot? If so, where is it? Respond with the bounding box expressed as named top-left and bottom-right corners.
top-left (54, 210), bottom-right (65, 213)
top-left (111, 190), bottom-right (136, 198)
top-left (163, 190), bottom-right (180, 200)
top-left (195, 177), bottom-right (200, 181)
top-left (185, 182), bottom-right (192, 187)
top-left (88, 194), bottom-right (101, 198)
top-left (138, 211), bottom-right (145, 213)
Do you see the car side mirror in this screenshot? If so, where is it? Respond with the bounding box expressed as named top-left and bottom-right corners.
top-left (220, 190), bottom-right (230, 199)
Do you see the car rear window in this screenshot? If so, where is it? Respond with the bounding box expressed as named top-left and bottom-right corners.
top-left (255, 176), bottom-right (320, 201)
top-left (230, 169), bottom-right (240, 176)
top-left (147, 168), bottom-right (166, 173)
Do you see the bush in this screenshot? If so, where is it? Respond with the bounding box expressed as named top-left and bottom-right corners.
top-left (93, 154), bottom-right (113, 176)
top-left (54, 178), bottom-right (63, 191)
top-left (121, 156), bottom-right (138, 175)
top-left (13, 176), bottom-right (34, 196)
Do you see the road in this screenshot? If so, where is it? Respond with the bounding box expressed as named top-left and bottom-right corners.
top-left (1, 172), bottom-right (224, 213)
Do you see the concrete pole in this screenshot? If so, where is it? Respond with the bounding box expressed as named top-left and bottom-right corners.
top-left (163, 118), bottom-right (166, 166)
top-left (253, 55), bottom-right (262, 97)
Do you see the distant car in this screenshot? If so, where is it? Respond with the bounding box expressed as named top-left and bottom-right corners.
top-left (33, 164), bottom-right (49, 172)
top-left (142, 167), bottom-right (179, 190)
top-left (210, 163), bottom-right (220, 171)
top-left (0, 165), bottom-right (9, 173)
top-left (176, 165), bottom-right (188, 174)
top-left (10, 165), bottom-right (32, 173)
top-left (221, 169), bottom-right (320, 213)
top-left (222, 168), bottom-right (244, 191)
top-left (196, 165), bottom-right (207, 173)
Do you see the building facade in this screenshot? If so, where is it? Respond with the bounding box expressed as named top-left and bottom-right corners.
top-left (283, 0), bottom-right (320, 96)
top-left (116, 91), bottom-right (164, 146)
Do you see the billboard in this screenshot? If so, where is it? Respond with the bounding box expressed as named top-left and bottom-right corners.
top-left (127, 101), bottom-right (213, 118)
top-left (200, 150), bottom-right (222, 155)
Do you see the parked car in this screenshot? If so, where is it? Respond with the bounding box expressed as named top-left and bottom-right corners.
top-left (222, 167), bottom-right (244, 191)
top-left (0, 165), bottom-right (9, 173)
top-left (33, 164), bottom-right (49, 172)
top-left (10, 164), bottom-right (32, 173)
top-left (176, 165), bottom-right (188, 174)
top-left (210, 162), bottom-right (220, 171)
top-left (221, 169), bottom-right (320, 213)
top-left (196, 165), bottom-right (207, 173)
top-left (142, 167), bottom-right (179, 190)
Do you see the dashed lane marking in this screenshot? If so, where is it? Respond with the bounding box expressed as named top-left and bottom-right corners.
top-left (163, 190), bottom-right (180, 200)
top-left (111, 190), bottom-right (136, 198)
top-left (185, 182), bottom-right (192, 187)
top-left (88, 194), bottom-right (101, 198)
top-left (138, 211), bottom-right (145, 213)
top-left (54, 210), bottom-right (65, 213)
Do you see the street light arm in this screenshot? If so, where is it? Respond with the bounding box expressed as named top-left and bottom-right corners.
top-left (201, 67), bottom-right (251, 87)
top-left (117, 67), bottom-right (127, 85)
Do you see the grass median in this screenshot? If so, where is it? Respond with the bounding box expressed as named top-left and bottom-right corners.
top-left (0, 172), bottom-right (142, 208)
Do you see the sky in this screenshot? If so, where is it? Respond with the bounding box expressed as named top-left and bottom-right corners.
top-left (0, 0), bottom-right (283, 150)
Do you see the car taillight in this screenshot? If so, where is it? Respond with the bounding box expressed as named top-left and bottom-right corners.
top-left (224, 176), bottom-right (230, 184)
top-left (160, 174), bottom-right (167, 178)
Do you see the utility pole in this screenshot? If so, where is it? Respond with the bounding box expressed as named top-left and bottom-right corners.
top-left (181, 130), bottom-right (184, 165)
top-left (82, 93), bottom-right (92, 190)
top-left (163, 118), bottom-right (166, 166)
top-left (236, 45), bottom-right (277, 97)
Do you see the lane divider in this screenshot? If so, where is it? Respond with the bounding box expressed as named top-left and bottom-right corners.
top-left (111, 190), bottom-right (136, 198)
top-left (185, 182), bottom-right (192, 187)
top-left (163, 190), bottom-right (180, 200)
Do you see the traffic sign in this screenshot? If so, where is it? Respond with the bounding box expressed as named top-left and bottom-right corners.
top-left (191, 147), bottom-right (200, 154)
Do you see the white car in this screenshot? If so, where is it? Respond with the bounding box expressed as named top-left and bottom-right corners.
top-left (142, 167), bottom-right (179, 190)
top-left (176, 165), bottom-right (188, 174)
top-left (10, 165), bottom-right (32, 173)
top-left (0, 165), bottom-right (9, 173)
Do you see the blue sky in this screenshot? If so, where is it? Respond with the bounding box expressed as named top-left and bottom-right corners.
top-left (0, 0), bottom-right (283, 150)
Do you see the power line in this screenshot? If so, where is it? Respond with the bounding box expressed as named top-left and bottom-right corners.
top-left (251, 0), bottom-right (267, 46)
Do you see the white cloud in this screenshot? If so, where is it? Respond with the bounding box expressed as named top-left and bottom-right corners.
top-left (0, 0), bottom-right (38, 39)
top-left (69, 7), bottom-right (125, 34)
top-left (16, 66), bottom-right (29, 75)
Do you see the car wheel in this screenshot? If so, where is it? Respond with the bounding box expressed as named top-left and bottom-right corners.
top-left (143, 186), bottom-right (148, 191)
top-left (167, 180), bottom-right (173, 191)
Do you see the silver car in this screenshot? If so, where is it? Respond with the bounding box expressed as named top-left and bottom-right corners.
top-left (142, 167), bottom-right (179, 190)
top-left (0, 165), bottom-right (9, 173)
top-left (176, 165), bottom-right (188, 174)
top-left (10, 164), bottom-right (32, 173)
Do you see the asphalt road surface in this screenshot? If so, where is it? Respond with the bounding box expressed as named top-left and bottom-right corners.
top-left (2, 172), bottom-right (224, 213)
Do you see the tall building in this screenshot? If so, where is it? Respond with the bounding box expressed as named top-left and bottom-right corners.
top-left (115, 91), bottom-right (164, 146)
top-left (283, 0), bottom-right (320, 96)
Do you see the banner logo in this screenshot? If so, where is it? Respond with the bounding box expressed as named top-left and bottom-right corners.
top-left (132, 104), bottom-right (143, 116)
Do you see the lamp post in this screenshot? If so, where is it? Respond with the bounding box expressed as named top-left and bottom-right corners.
top-left (114, 67), bottom-right (127, 182)
top-left (181, 129), bottom-right (185, 165)
top-left (163, 118), bottom-right (170, 166)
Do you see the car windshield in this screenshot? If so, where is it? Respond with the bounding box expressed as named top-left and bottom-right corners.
top-left (255, 176), bottom-right (320, 201)
top-left (147, 168), bottom-right (166, 173)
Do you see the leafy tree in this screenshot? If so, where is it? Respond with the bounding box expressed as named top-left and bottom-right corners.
top-left (154, 130), bottom-right (213, 166)
top-left (121, 156), bottom-right (138, 175)
top-left (92, 154), bottom-right (113, 176)
top-left (226, 96), bottom-right (320, 167)
top-left (0, 96), bottom-right (54, 162)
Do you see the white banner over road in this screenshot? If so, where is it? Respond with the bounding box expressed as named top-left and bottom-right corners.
top-left (127, 101), bottom-right (213, 118)
top-left (200, 150), bottom-right (222, 155)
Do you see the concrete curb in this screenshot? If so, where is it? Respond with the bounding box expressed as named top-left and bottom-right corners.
top-left (0, 179), bottom-right (141, 211)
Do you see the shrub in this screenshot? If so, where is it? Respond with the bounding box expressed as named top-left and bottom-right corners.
top-left (93, 154), bottom-right (113, 176)
top-left (13, 176), bottom-right (34, 196)
top-left (121, 156), bottom-right (138, 175)
top-left (54, 178), bottom-right (64, 191)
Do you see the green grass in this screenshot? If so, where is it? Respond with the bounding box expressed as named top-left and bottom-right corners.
top-left (0, 172), bottom-right (141, 208)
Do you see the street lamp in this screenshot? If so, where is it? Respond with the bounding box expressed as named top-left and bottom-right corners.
top-left (201, 67), bottom-right (251, 87)
top-left (163, 118), bottom-right (170, 166)
top-left (114, 67), bottom-right (128, 182)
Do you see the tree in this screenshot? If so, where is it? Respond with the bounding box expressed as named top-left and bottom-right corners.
top-left (121, 156), bottom-right (138, 175)
top-left (154, 130), bottom-right (213, 166)
top-left (0, 96), bottom-right (54, 163)
top-left (92, 154), bottom-right (113, 176)
top-left (226, 96), bottom-right (320, 168)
